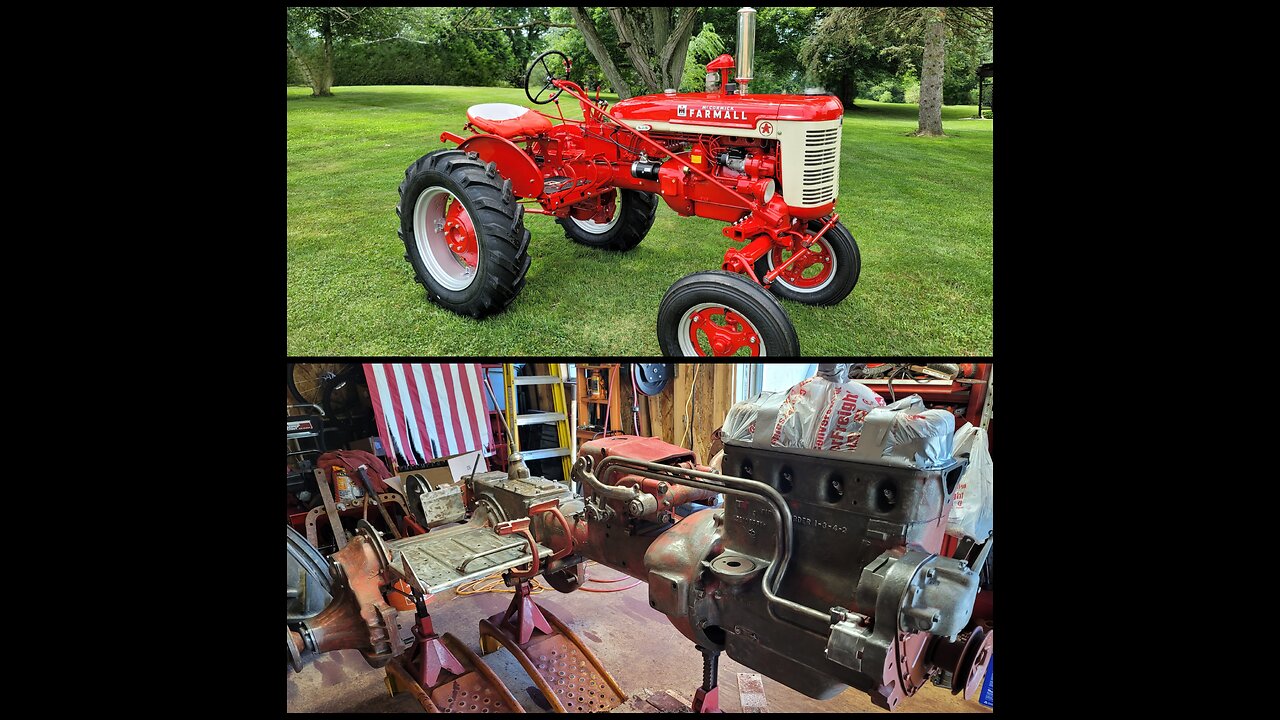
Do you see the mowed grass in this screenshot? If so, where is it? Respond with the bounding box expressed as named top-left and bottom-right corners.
top-left (287, 86), bottom-right (991, 355)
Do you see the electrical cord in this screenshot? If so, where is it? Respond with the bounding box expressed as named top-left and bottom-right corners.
top-left (451, 561), bottom-right (639, 596)
top-left (455, 574), bottom-right (550, 596)
top-left (579, 561), bottom-right (641, 593)
top-left (684, 364), bottom-right (702, 449)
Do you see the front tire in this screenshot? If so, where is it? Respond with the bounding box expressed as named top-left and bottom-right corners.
top-left (754, 218), bottom-right (860, 305)
top-left (397, 149), bottom-right (531, 318)
top-left (558, 189), bottom-right (658, 251)
top-left (657, 271), bottom-right (800, 356)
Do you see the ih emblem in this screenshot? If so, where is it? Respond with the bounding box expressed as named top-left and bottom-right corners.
top-left (759, 121), bottom-right (774, 136)
top-left (677, 104), bottom-right (688, 117)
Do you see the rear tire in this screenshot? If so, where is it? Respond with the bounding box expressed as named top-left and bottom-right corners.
top-left (657, 271), bottom-right (800, 356)
top-left (558, 189), bottom-right (657, 251)
top-left (754, 218), bottom-right (860, 306)
top-left (397, 149), bottom-right (531, 318)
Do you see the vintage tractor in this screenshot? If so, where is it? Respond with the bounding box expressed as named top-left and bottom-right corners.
top-left (397, 7), bottom-right (860, 356)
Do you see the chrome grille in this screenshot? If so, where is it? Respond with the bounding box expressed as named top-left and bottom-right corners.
top-left (801, 126), bottom-right (841, 205)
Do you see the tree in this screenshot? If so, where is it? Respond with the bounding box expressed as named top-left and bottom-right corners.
top-left (803, 7), bottom-right (993, 136)
top-left (569, 7), bottom-right (704, 99)
top-left (287, 7), bottom-right (409, 96)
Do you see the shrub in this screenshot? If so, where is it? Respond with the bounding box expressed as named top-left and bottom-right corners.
top-left (903, 82), bottom-right (920, 104)
top-left (877, 91), bottom-right (893, 103)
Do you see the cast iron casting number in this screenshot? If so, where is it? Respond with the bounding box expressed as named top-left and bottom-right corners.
top-left (793, 515), bottom-right (849, 534)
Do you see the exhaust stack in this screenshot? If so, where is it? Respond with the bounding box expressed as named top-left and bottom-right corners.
top-left (735, 7), bottom-right (756, 95)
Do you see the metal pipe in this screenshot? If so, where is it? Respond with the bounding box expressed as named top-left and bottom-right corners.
top-left (736, 7), bottom-right (757, 95)
top-left (585, 455), bottom-right (857, 631)
top-left (572, 455), bottom-right (643, 501)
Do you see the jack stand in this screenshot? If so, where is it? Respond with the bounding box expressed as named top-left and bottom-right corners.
top-left (691, 645), bottom-right (723, 713)
top-left (409, 597), bottom-right (464, 688)
top-left (478, 573), bottom-right (627, 712)
top-left (493, 577), bottom-right (552, 645)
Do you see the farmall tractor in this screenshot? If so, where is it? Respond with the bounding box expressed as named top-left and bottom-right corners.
top-left (396, 8), bottom-right (859, 356)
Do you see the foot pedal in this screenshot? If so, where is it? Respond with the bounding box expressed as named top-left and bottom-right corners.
top-left (544, 176), bottom-right (574, 194)
top-left (479, 603), bottom-right (627, 713)
top-left (385, 632), bottom-right (525, 713)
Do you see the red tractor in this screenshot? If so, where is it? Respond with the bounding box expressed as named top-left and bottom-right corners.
top-left (397, 8), bottom-right (859, 356)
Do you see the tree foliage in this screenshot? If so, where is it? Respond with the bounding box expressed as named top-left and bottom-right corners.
top-left (285, 5), bottom-right (994, 123)
top-left (803, 7), bottom-right (992, 136)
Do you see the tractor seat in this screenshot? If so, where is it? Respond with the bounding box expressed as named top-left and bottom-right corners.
top-left (466, 103), bottom-right (553, 139)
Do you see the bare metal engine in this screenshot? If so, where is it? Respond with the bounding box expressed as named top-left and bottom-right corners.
top-left (571, 434), bottom-right (991, 710)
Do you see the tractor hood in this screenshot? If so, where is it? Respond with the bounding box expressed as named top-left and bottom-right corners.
top-left (610, 92), bottom-right (843, 138)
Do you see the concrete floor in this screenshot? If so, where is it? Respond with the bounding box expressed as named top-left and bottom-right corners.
top-left (287, 567), bottom-right (991, 713)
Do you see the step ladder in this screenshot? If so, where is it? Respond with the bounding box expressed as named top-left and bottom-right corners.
top-left (503, 363), bottom-right (574, 483)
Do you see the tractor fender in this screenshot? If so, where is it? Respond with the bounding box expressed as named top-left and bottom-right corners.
top-left (456, 134), bottom-right (543, 200)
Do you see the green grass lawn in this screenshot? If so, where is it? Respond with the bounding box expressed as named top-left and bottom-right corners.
top-left (287, 85), bottom-right (991, 355)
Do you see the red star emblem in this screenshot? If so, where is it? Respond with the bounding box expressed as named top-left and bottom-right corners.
top-left (760, 122), bottom-right (773, 135)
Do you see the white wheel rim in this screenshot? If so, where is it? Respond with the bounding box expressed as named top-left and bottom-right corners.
top-left (676, 302), bottom-right (768, 356)
top-left (413, 186), bottom-right (478, 291)
top-left (766, 237), bottom-right (838, 293)
top-left (569, 193), bottom-right (622, 234)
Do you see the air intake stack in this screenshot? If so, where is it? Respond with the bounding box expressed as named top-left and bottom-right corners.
top-left (735, 7), bottom-right (756, 96)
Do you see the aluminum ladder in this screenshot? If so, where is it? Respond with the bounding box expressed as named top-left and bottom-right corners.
top-left (502, 363), bottom-right (574, 483)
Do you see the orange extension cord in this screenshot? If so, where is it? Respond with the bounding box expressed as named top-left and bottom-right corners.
top-left (453, 562), bottom-right (639, 596)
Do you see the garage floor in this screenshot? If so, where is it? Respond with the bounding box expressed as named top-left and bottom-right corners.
top-left (287, 566), bottom-right (991, 713)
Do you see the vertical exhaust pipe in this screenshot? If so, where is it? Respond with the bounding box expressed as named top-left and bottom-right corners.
top-left (736, 7), bottom-right (756, 96)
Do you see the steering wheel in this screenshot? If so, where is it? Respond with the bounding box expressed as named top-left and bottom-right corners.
top-left (525, 50), bottom-right (570, 105)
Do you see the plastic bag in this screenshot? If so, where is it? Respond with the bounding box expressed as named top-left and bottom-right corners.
top-left (946, 423), bottom-right (993, 540)
top-left (855, 399), bottom-right (956, 469)
top-left (723, 377), bottom-right (885, 449)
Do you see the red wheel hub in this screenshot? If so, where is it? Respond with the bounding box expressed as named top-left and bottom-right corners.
top-left (687, 308), bottom-right (761, 356)
top-left (442, 198), bottom-right (478, 268)
top-left (770, 239), bottom-right (833, 288)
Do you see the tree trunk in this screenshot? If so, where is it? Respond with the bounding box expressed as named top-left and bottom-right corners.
top-left (570, 7), bottom-right (634, 99)
top-left (916, 8), bottom-right (945, 136)
top-left (311, 11), bottom-right (335, 97)
top-left (659, 8), bottom-right (701, 91)
top-left (287, 40), bottom-right (317, 90)
top-left (608, 7), bottom-right (663, 92)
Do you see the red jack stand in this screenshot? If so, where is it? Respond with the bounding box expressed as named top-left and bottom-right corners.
top-left (691, 645), bottom-right (723, 713)
top-left (409, 607), bottom-right (464, 688)
top-left (492, 577), bottom-right (552, 645)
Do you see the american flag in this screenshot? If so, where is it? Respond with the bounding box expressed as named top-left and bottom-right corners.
top-left (363, 363), bottom-right (495, 469)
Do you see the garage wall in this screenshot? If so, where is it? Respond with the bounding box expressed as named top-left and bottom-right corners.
top-left (642, 364), bottom-right (736, 464)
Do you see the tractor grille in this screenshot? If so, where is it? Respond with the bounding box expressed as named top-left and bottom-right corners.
top-left (801, 127), bottom-right (841, 206)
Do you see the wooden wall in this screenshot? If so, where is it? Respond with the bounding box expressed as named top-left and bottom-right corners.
top-left (642, 364), bottom-right (736, 464)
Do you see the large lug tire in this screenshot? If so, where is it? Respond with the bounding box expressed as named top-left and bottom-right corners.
top-left (557, 189), bottom-right (658, 251)
top-left (397, 149), bottom-right (531, 318)
top-left (754, 218), bottom-right (861, 306)
top-left (657, 271), bottom-right (800, 357)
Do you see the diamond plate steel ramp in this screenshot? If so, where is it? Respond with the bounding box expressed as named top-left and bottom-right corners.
top-left (479, 604), bottom-right (627, 713)
top-left (385, 632), bottom-right (525, 713)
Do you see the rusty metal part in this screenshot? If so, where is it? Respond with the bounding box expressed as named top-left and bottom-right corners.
top-left (304, 493), bottom-right (412, 550)
top-left (478, 602), bottom-right (626, 713)
top-left (292, 532), bottom-right (404, 669)
top-left (563, 431), bottom-right (984, 711)
top-left (387, 516), bottom-right (552, 595)
top-left (287, 526), bottom-right (333, 622)
top-left (542, 560), bottom-right (587, 593)
top-left (421, 484), bottom-right (467, 527)
top-left (385, 632), bottom-right (526, 714)
top-left (287, 628), bottom-right (305, 672)
top-left (456, 541), bottom-right (528, 573)
top-left (313, 467), bottom-right (347, 550)
top-left (929, 625), bottom-right (993, 700)
top-left (358, 465), bottom-right (402, 539)
top-left (737, 673), bottom-right (767, 713)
